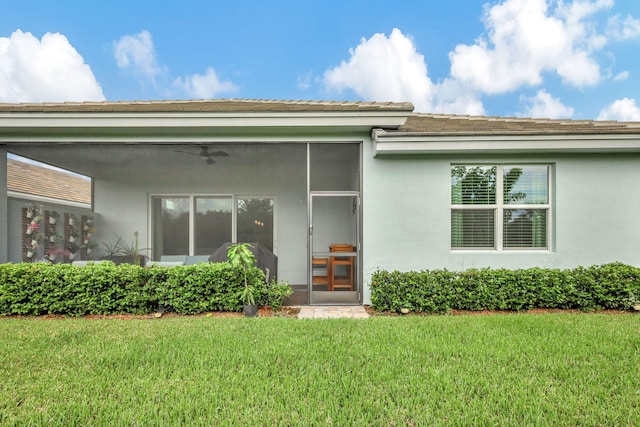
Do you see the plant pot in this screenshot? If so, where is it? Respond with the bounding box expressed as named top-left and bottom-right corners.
top-left (26, 227), bottom-right (32, 235)
top-left (243, 304), bottom-right (259, 318)
top-left (69, 218), bottom-right (75, 226)
top-left (69, 236), bottom-right (75, 243)
top-left (26, 211), bottom-right (33, 219)
top-left (49, 236), bottom-right (56, 243)
top-left (26, 250), bottom-right (34, 258)
top-left (49, 217), bottom-right (57, 225)
top-left (31, 239), bottom-right (38, 247)
top-left (68, 252), bottom-right (78, 260)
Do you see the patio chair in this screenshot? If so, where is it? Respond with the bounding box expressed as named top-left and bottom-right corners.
top-left (329, 244), bottom-right (355, 291)
top-left (312, 256), bottom-right (332, 290)
top-left (159, 255), bottom-right (187, 265)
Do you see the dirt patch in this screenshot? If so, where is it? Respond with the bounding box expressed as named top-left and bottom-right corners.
top-left (5, 306), bottom-right (301, 320)
top-left (364, 305), bottom-right (631, 316)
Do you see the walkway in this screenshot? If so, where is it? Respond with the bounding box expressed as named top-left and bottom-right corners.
top-left (297, 306), bottom-right (370, 319)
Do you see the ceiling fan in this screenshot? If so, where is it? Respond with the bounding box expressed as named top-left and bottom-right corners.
top-left (174, 146), bottom-right (229, 164)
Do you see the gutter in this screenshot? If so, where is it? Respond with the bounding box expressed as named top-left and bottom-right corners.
top-left (371, 128), bottom-right (640, 156)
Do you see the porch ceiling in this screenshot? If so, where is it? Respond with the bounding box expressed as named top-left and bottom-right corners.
top-left (8, 142), bottom-right (353, 181)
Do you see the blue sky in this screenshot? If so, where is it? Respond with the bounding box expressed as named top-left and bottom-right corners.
top-left (1, 0), bottom-right (640, 120)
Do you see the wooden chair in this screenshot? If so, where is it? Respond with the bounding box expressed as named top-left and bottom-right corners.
top-left (312, 256), bottom-right (331, 290)
top-left (329, 244), bottom-right (355, 291)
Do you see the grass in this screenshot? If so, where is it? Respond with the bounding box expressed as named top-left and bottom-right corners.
top-left (0, 314), bottom-right (639, 426)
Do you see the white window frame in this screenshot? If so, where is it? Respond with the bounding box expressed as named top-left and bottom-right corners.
top-left (451, 164), bottom-right (552, 251)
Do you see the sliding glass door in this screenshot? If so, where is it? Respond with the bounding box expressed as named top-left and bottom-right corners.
top-left (151, 195), bottom-right (274, 260)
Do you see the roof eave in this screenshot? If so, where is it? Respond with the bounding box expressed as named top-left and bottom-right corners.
top-left (372, 129), bottom-right (640, 156)
top-left (0, 110), bottom-right (412, 143)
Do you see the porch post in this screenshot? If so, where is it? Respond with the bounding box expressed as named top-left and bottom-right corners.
top-left (0, 147), bottom-right (7, 263)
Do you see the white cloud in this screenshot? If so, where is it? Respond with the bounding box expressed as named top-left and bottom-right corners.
top-left (613, 70), bottom-right (629, 81)
top-left (449, 0), bottom-right (610, 94)
top-left (321, 1), bottom-right (638, 117)
top-left (431, 78), bottom-right (486, 115)
top-left (517, 90), bottom-right (574, 118)
top-left (297, 70), bottom-right (313, 90)
top-left (607, 14), bottom-right (640, 40)
top-left (113, 30), bottom-right (165, 83)
top-left (173, 67), bottom-right (237, 98)
top-left (114, 30), bottom-right (236, 99)
top-left (597, 97), bottom-right (640, 121)
top-left (0, 30), bottom-right (104, 103)
top-left (323, 28), bottom-right (435, 112)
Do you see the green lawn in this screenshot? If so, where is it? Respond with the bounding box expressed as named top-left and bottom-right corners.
top-left (1, 314), bottom-right (639, 426)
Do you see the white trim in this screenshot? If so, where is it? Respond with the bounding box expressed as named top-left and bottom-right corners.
top-left (0, 111), bottom-right (409, 143)
top-left (372, 129), bottom-right (640, 155)
top-left (8, 190), bottom-right (91, 209)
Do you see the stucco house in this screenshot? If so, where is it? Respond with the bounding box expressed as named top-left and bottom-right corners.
top-left (2, 99), bottom-right (640, 305)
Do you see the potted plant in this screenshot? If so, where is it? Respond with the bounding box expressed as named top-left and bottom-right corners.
top-left (25, 221), bottom-right (38, 235)
top-left (30, 231), bottom-right (44, 248)
top-left (49, 231), bottom-right (60, 243)
top-left (100, 232), bottom-right (148, 265)
top-left (25, 245), bottom-right (36, 259)
top-left (46, 246), bottom-right (63, 263)
top-left (67, 242), bottom-right (80, 260)
top-left (69, 214), bottom-right (78, 226)
top-left (26, 202), bottom-right (42, 219)
top-left (85, 241), bottom-right (98, 255)
top-left (49, 211), bottom-right (60, 225)
top-left (227, 243), bottom-right (260, 317)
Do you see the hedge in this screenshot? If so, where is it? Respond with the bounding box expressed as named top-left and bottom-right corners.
top-left (0, 262), bottom-right (292, 316)
top-left (370, 263), bottom-right (640, 313)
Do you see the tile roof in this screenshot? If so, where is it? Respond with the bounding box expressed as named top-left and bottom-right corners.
top-left (0, 98), bottom-right (415, 113)
top-left (2, 99), bottom-right (640, 136)
top-left (7, 159), bottom-right (91, 205)
top-left (396, 113), bottom-right (640, 135)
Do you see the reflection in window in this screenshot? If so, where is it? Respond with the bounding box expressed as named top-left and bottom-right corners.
top-left (237, 197), bottom-right (274, 251)
top-left (153, 197), bottom-right (189, 256)
top-left (451, 166), bottom-right (496, 205)
top-left (195, 197), bottom-right (232, 255)
top-left (504, 166), bottom-right (549, 205)
top-left (152, 195), bottom-right (275, 259)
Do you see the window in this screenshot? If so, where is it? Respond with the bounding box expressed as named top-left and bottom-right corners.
top-left (237, 197), bottom-right (274, 251)
top-left (451, 165), bottom-right (550, 250)
top-left (152, 195), bottom-right (274, 259)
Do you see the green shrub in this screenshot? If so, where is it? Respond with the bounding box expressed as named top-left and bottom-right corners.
top-left (371, 263), bottom-right (640, 313)
top-left (0, 261), bottom-right (292, 316)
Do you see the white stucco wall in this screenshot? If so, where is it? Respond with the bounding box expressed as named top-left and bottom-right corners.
top-left (362, 141), bottom-right (640, 303)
